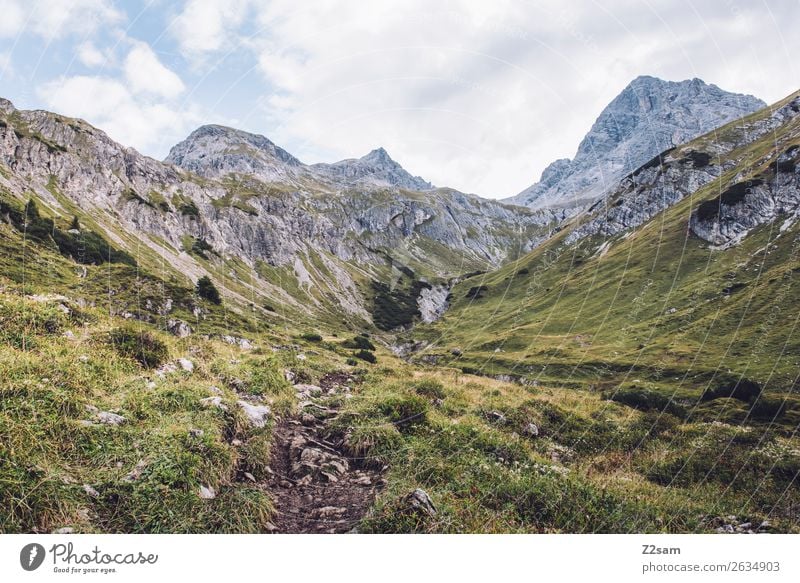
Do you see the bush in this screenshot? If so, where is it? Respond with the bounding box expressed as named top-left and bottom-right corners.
top-left (701, 376), bottom-right (762, 403)
top-left (749, 396), bottom-right (787, 420)
top-left (414, 379), bottom-right (446, 400)
top-left (607, 385), bottom-right (685, 417)
top-left (465, 285), bottom-right (488, 299)
top-left (300, 332), bottom-right (323, 342)
top-left (196, 276), bottom-right (222, 305)
top-left (190, 238), bottom-right (214, 259)
top-left (342, 335), bottom-right (376, 351)
top-left (378, 394), bottom-right (428, 429)
top-left (346, 358), bottom-right (359, 366)
top-left (354, 350), bottom-right (377, 364)
top-left (110, 326), bottom-right (169, 368)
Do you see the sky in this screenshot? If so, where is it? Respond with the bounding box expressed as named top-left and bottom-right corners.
top-left (0, 0), bottom-right (798, 199)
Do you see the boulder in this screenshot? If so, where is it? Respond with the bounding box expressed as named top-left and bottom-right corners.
top-left (177, 358), bottom-right (194, 372)
top-left (238, 401), bottom-right (271, 428)
top-left (404, 488), bottom-right (437, 516)
top-left (166, 319), bottom-right (192, 338)
top-left (522, 422), bottom-right (539, 437)
top-left (97, 411), bottom-right (125, 425)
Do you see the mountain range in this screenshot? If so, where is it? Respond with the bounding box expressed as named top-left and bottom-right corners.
top-left (3, 74), bottom-right (800, 535)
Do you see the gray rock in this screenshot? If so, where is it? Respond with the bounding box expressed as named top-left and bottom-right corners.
top-left (485, 410), bottom-right (506, 424)
top-left (123, 460), bottom-right (147, 483)
top-left (238, 401), bottom-right (271, 428)
top-left (82, 484), bottom-right (99, 498)
top-left (166, 319), bottom-right (192, 338)
top-left (97, 411), bottom-right (125, 425)
top-left (418, 284), bottom-right (450, 323)
top-left (523, 422), bottom-right (539, 437)
top-left (177, 358), bottom-right (194, 372)
top-left (200, 396), bottom-right (227, 410)
top-left (295, 383), bottom-right (323, 398)
top-left (404, 488), bottom-right (437, 516)
top-left (198, 485), bottom-right (216, 499)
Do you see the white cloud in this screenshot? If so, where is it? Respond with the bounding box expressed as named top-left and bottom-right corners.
top-left (37, 75), bottom-right (199, 156)
top-left (124, 42), bottom-right (185, 99)
top-left (0, 0), bottom-right (25, 38)
top-left (1, 0), bottom-right (122, 39)
top-left (15, 0), bottom-right (800, 197)
top-left (212, 0), bottom-right (799, 198)
top-left (77, 42), bottom-right (106, 68)
top-left (171, 0), bottom-right (253, 57)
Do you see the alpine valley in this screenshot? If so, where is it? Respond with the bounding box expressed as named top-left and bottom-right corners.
top-left (2, 76), bottom-right (799, 534)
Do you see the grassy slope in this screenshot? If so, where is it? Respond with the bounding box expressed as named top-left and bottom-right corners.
top-left (4, 286), bottom-right (797, 533)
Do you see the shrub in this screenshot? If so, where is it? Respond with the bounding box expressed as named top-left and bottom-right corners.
top-left (190, 238), bottom-right (214, 259)
top-left (378, 394), bottom-right (428, 429)
top-left (346, 358), bottom-right (359, 366)
top-left (701, 376), bottom-right (762, 403)
top-left (607, 385), bottom-right (685, 417)
top-left (178, 200), bottom-right (200, 217)
top-left (300, 332), bottom-right (323, 342)
top-left (354, 350), bottom-right (377, 364)
top-left (109, 326), bottom-right (169, 368)
top-left (196, 276), bottom-right (222, 305)
top-left (465, 285), bottom-right (489, 299)
top-left (342, 335), bottom-right (376, 351)
top-left (749, 396), bottom-right (787, 420)
top-left (414, 378), bottom-right (446, 400)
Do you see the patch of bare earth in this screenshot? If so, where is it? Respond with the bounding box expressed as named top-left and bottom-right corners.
top-left (265, 372), bottom-right (385, 533)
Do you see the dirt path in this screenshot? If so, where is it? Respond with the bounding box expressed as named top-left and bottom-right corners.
top-left (265, 372), bottom-right (385, 533)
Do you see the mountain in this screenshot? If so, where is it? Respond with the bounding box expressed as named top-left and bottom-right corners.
top-left (412, 87), bottom-right (800, 415)
top-left (4, 89), bottom-right (800, 536)
top-left (166, 126), bottom-right (432, 191)
top-left (506, 76), bottom-right (765, 210)
top-left (0, 98), bottom-right (549, 332)
top-left (165, 124), bottom-right (304, 183)
top-left (312, 147), bottom-right (433, 191)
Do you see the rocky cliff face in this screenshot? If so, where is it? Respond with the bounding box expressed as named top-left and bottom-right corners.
top-left (559, 92), bottom-right (800, 251)
top-left (507, 76), bottom-right (765, 211)
top-left (0, 98), bottom-right (549, 326)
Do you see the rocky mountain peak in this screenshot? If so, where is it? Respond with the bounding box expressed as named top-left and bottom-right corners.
top-left (506, 76), bottom-right (765, 210)
top-left (312, 146), bottom-right (434, 191)
top-left (165, 124), bottom-right (302, 181)
top-left (363, 146), bottom-right (390, 162)
top-left (0, 98), bottom-right (15, 114)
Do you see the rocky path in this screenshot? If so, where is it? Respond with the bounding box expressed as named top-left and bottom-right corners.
top-left (265, 372), bottom-right (385, 533)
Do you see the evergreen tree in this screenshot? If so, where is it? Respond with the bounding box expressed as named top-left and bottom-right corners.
top-left (196, 275), bottom-right (222, 305)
